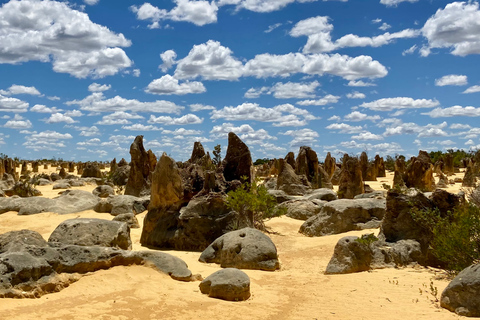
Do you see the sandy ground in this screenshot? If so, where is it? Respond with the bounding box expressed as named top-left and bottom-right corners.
top-left (0, 165), bottom-right (466, 319)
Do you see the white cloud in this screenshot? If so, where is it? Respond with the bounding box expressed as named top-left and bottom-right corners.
top-left (347, 80), bottom-right (377, 87)
top-left (346, 91), bottom-right (366, 99)
top-left (244, 87), bottom-right (270, 99)
top-left (270, 81), bottom-right (320, 99)
top-left (4, 114), bottom-right (32, 129)
top-left (351, 131), bottom-right (384, 140)
top-left (47, 96), bottom-right (61, 101)
top-left (265, 23), bottom-right (282, 33)
top-left (30, 104), bottom-right (63, 113)
top-left (380, 0), bottom-right (419, 7)
top-left (44, 113), bottom-right (76, 124)
top-left (379, 22), bottom-right (391, 31)
top-left (328, 115), bottom-right (341, 121)
top-left (159, 50), bottom-right (177, 72)
top-left (344, 111), bottom-right (380, 122)
top-left (297, 94), bottom-right (340, 106)
top-left (435, 74), bottom-right (468, 87)
top-left (422, 106), bottom-right (480, 118)
top-left (148, 114), bottom-right (204, 125)
top-left (131, 1), bottom-right (218, 27)
top-left (360, 97), bottom-right (439, 111)
top-left (421, 2), bottom-right (480, 56)
top-left (23, 130), bottom-right (72, 151)
top-left (0, 94), bottom-right (29, 113)
top-left (174, 40), bottom-right (243, 81)
top-left (189, 103), bottom-right (215, 111)
top-left (84, 0), bottom-right (99, 5)
top-left (210, 122), bottom-right (257, 138)
top-left (122, 124), bottom-right (163, 131)
top-left (280, 128), bottom-right (319, 149)
top-left (463, 85), bottom-right (480, 94)
top-left (383, 120), bottom-right (448, 138)
top-left (326, 123), bottom-right (363, 133)
top-left (88, 83), bottom-right (112, 92)
top-left (163, 128), bottom-right (202, 135)
top-left (65, 110), bottom-right (83, 117)
top-left (145, 75), bottom-right (206, 95)
top-left (66, 92), bottom-right (184, 114)
top-left (402, 44), bottom-right (418, 56)
top-left (450, 123), bottom-right (471, 130)
top-left (0, 85), bottom-right (41, 96)
top-left (0, 0), bottom-right (132, 78)
top-left (96, 111), bottom-right (143, 125)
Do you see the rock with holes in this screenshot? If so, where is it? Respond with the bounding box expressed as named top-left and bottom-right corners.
top-left (199, 268), bottom-right (250, 301)
top-left (48, 218), bottom-right (132, 250)
top-left (199, 228), bottom-right (279, 271)
top-left (441, 264), bottom-right (480, 317)
top-left (92, 185), bottom-right (115, 198)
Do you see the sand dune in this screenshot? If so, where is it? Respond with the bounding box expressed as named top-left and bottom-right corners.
top-left (0, 168), bottom-right (465, 319)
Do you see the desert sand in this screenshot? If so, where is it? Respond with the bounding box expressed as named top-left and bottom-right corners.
top-left (0, 166), bottom-right (465, 319)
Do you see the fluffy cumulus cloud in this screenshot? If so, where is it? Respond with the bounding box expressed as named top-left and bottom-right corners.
top-left (44, 113), bottom-right (76, 124)
top-left (122, 124), bottom-right (163, 131)
top-left (463, 85), bottom-right (480, 94)
top-left (148, 113), bottom-right (203, 125)
top-left (145, 75), bottom-right (206, 95)
top-left (3, 114), bottom-right (32, 129)
top-left (189, 103), bottom-right (215, 111)
top-left (435, 74), bottom-right (468, 86)
top-left (159, 50), bottom-right (177, 72)
top-left (297, 94), bottom-right (340, 106)
top-left (281, 128), bottom-right (319, 149)
top-left (211, 103), bottom-right (316, 127)
top-left (422, 106), bottom-right (480, 118)
top-left (23, 130), bottom-right (72, 151)
top-left (351, 131), bottom-right (384, 140)
top-left (0, 94), bottom-right (29, 113)
top-left (131, 1), bottom-right (218, 28)
top-left (96, 111), bottom-right (144, 125)
top-left (66, 92), bottom-right (184, 114)
top-left (346, 91), bottom-right (366, 99)
top-left (290, 16), bottom-right (419, 54)
top-left (382, 120), bottom-right (448, 138)
top-left (344, 111), bottom-right (380, 122)
top-left (360, 97), bottom-right (439, 111)
top-left (30, 104), bottom-right (63, 113)
top-left (244, 81), bottom-right (320, 99)
top-left (421, 2), bottom-right (480, 56)
top-left (88, 83), bottom-right (112, 92)
top-left (0, 85), bottom-right (42, 96)
top-left (325, 123), bottom-right (363, 133)
top-left (0, 0), bottom-right (132, 78)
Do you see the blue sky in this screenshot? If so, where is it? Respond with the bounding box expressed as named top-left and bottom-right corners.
top-left (1, 0), bottom-right (480, 162)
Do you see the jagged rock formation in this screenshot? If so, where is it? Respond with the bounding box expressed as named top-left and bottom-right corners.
top-left (276, 159), bottom-right (310, 196)
top-left (285, 152), bottom-right (296, 170)
top-left (189, 141), bottom-right (206, 163)
top-left (338, 155), bottom-right (364, 199)
top-left (403, 151), bottom-right (436, 192)
top-left (222, 132), bottom-right (253, 183)
top-left (125, 136), bottom-right (156, 197)
top-left (81, 162), bottom-right (102, 178)
top-left (324, 152), bottom-right (336, 180)
top-left (375, 155), bottom-right (386, 177)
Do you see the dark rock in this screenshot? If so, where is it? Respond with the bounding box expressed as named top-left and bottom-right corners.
top-left (48, 218), bottom-right (132, 250)
top-left (276, 159), bottom-right (310, 196)
top-left (306, 188), bottom-right (338, 202)
top-left (441, 264), bottom-right (480, 317)
top-left (375, 155), bottom-right (386, 178)
top-left (338, 155), bottom-right (364, 199)
top-left (325, 236), bottom-right (372, 274)
top-left (125, 135), bottom-right (156, 197)
top-left (299, 198), bottom-right (385, 236)
top-left (189, 141), bottom-right (206, 163)
top-left (113, 213), bottom-right (140, 229)
top-left (403, 151), bottom-right (435, 192)
top-left (285, 152), bottom-right (296, 170)
top-left (52, 182), bottom-right (71, 190)
top-left (80, 162), bottom-right (103, 179)
top-left (267, 189), bottom-right (298, 204)
top-left (199, 268), bottom-right (250, 301)
top-left (199, 228), bottom-right (280, 271)
top-left (111, 165), bottom-right (130, 186)
top-left (93, 195), bottom-right (148, 216)
top-left (324, 152), bottom-right (336, 180)
top-left (92, 185), bottom-right (115, 198)
top-left (354, 191), bottom-right (385, 199)
top-left (278, 199), bottom-right (324, 220)
top-left (222, 132), bottom-right (254, 183)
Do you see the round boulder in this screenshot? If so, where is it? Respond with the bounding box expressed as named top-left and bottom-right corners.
top-left (199, 268), bottom-right (250, 301)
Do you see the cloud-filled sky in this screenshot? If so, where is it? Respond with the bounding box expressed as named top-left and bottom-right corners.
top-left (1, 0), bottom-right (480, 162)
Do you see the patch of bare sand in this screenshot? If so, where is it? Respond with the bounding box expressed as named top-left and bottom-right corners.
top-left (0, 170), bottom-right (465, 319)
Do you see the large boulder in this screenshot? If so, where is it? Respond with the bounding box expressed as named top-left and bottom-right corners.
top-left (94, 195), bottom-right (148, 216)
top-left (199, 268), bottom-right (250, 301)
top-left (222, 132), bottom-right (254, 183)
top-left (325, 236), bottom-right (372, 274)
top-left (81, 162), bottom-right (103, 178)
top-left (124, 135), bottom-right (156, 197)
top-left (278, 199), bottom-right (324, 220)
top-left (50, 189), bottom-right (100, 214)
top-left (441, 264), bottom-right (480, 317)
top-left (295, 146), bottom-right (319, 187)
top-left (48, 218), bottom-right (132, 250)
top-left (299, 198), bottom-right (385, 236)
top-left (199, 228), bottom-right (280, 271)
top-left (338, 155), bottom-right (364, 199)
top-left (92, 185), bottom-right (115, 198)
top-left (305, 188), bottom-right (338, 202)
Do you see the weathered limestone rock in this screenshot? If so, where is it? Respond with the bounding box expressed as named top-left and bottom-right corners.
top-left (276, 159), bottom-right (310, 196)
top-left (285, 152), bottom-right (296, 170)
top-left (81, 162), bottom-right (102, 179)
top-left (223, 132), bottom-right (253, 183)
top-left (189, 141), bottom-right (206, 163)
top-left (324, 152), bottom-right (336, 180)
top-left (338, 155), bottom-right (364, 199)
top-left (278, 199), bottom-right (325, 220)
top-left (199, 268), bottom-right (250, 301)
top-left (403, 151), bottom-right (436, 192)
top-left (125, 135), bottom-right (156, 197)
top-left (359, 151), bottom-right (369, 181)
top-left (443, 153), bottom-right (455, 176)
top-left (441, 264), bottom-right (480, 317)
top-left (375, 155), bottom-right (386, 178)
top-left (199, 228), bottom-right (280, 271)
top-left (92, 185), bottom-right (115, 198)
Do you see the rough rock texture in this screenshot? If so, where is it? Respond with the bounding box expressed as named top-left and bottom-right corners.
top-left (379, 189), bottom-right (463, 265)
top-left (276, 159), bottom-right (310, 196)
top-left (125, 135), bottom-right (156, 197)
top-left (443, 153), bottom-right (455, 176)
top-left (305, 188), bottom-right (338, 202)
top-left (92, 185), bottom-right (115, 198)
top-left (199, 228), bottom-right (280, 271)
top-left (48, 218), bottom-right (132, 250)
top-left (222, 132), bottom-right (253, 183)
top-left (285, 152), bottom-right (296, 170)
top-left (375, 155), bottom-right (386, 178)
top-left (94, 195), bottom-right (148, 216)
top-left (113, 213), bottom-right (140, 229)
top-left (111, 165), bottom-right (130, 186)
top-left (299, 198), bottom-right (385, 236)
top-left (199, 268), bottom-right (250, 301)
top-left (403, 151), bottom-right (436, 192)
top-left (338, 155), bottom-right (364, 199)
top-left (463, 160), bottom-right (476, 188)
top-left (324, 152), bottom-right (336, 180)
top-left (325, 235), bottom-right (424, 274)
top-left (189, 142), bottom-right (206, 163)
top-left (0, 230), bottom-right (194, 298)
top-left (295, 146), bottom-right (319, 187)
top-left (278, 199), bottom-right (325, 220)
top-left (81, 162), bottom-right (103, 179)
top-left (359, 151), bottom-right (369, 181)
top-left (441, 264), bottom-right (480, 317)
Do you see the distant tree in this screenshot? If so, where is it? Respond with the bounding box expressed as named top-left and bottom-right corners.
top-left (253, 158), bottom-right (271, 166)
top-left (212, 144), bottom-right (222, 165)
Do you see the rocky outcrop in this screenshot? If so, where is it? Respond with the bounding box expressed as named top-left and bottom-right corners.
top-left (92, 185), bottom-right (115, 198)
top-left (324, 152), bottom-right (336, 180)
top-left (199, 268), bottom-right (250, 301)
top-left (222, 132), bottom-right (253, 183)
top-left (199, 228), bottom-right (280, 271)
top-left (48, 218), bottom-right (132, 250)
top-left (403, 151), bottom-right (436, 192)
top-left (81, 162), bottom-right (102, 179)
top-left (441, 264), bottom-right (480, 317)
top-left (338, 155), bottom-right (364, 199)
top-left (443, 153), bottom-right (455, 176)
top-left (375, 155), bottom-right (386, 178)
top-left (299, 198), bottom-right (385, 236)
top-left (94, 195), bottom-right (148, 216)
top-left (276, 159), bottom-right (310, 195)
top-left (189, 141), bottom-right (206, 163)
top-left (113, 213), bottom-right (140, 229)
top-left (285, 152), bottom-right (296, 170)
top-left (305, 188), bottom-right (338, 202)
top-left (278, 199), bottom-right (325, 220)
top-left (0, 229), bottom-right (194, 298)
top-left (125, 135), bottom-right (156, 197)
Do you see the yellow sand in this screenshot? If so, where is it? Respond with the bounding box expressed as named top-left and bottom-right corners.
top-left (0, 165), bottom-right (465, 319)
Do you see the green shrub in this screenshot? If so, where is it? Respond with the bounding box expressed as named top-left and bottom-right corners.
top-left (355, 233), bottom-right (379, 246)
top-left (226, 178), bottom-right (285, 231)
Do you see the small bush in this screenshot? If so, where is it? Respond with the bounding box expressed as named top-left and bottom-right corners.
top-left (355, 233), bottom-right (379, 246)
top-left (226, 177), bottom-right (286, 231)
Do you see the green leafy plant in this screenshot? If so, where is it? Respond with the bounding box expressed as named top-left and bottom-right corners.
top-left (212, 144), bottom-right (222, 166)
top-left (355, 233), bottom-right (379, 246)
top-left (226, 177), bottom-right (286, 231)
